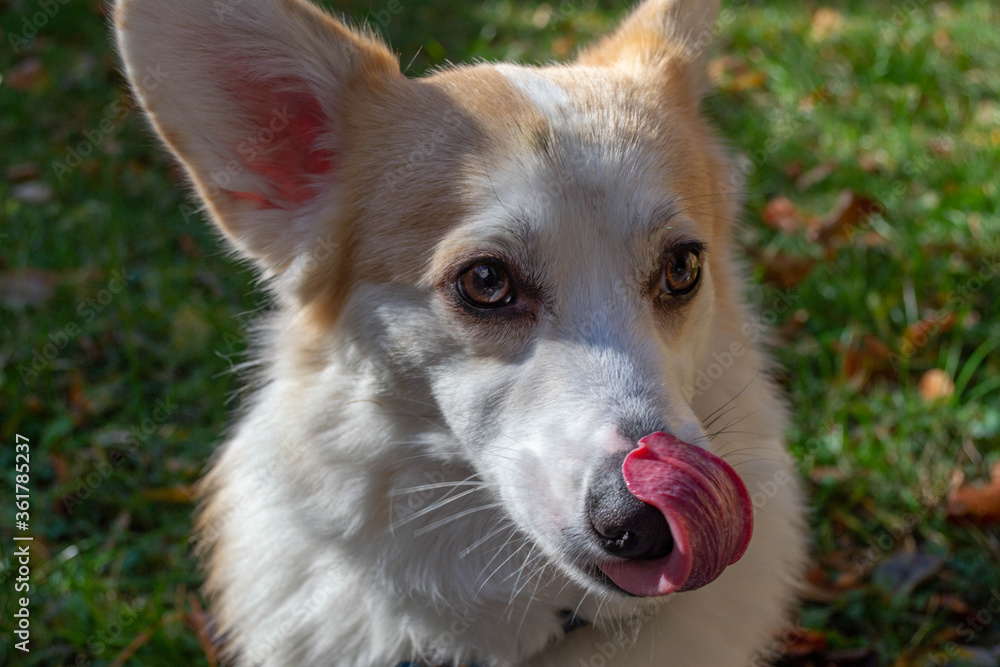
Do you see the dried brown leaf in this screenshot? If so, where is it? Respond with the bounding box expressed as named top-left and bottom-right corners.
top-left (947, 463), bottom-right (1000, 524)
top-left (6, 57), bottom-right (47, 91)
top-left (761, 250), bottom-right (815, 288)
top-left (726, 69), bottom-right (766, 92)
top-left (6, 163), bottom-right (39, 182)
top-left (795, 160), bottom-right (837, 191)
top-left (143, 485), bottom-right (198, 503)
top-left (809, 190), bottom-right (882, 247)
top-left (903, 312), bottom-right (956, 352)
top-left (835, 333), bottom-right (894, 388)
top-left (761, 196), bottom-right (805, 234)
top-left (0, 268), bottom-right (58, 308)
top-left (918, 369), bottom-right (954, 402)
top-left (782, 627), bottom-right (828, 657)
top-left (811, 7), bottom-right (844, 41)
top-left (186, 593), bottom-right (219, 667)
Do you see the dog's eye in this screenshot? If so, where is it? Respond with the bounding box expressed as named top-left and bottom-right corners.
top-left (457, 261), bottom-right (514, 308)
top-left (659, 247), bottom-right (702, 296)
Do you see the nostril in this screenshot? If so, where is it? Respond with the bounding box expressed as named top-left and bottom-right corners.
top-left (588, 452), bottom-right (674, 561)
top-left (590, 499), bottom-right (673, 560)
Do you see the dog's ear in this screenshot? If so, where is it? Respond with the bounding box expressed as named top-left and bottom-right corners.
top-left (114, 0), bottom-right (400, 274)
top-left (576, 0), bottom-right (719, 105)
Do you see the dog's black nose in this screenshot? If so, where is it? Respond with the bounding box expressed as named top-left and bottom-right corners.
top-left (587, 452), bottom-right (673, 560)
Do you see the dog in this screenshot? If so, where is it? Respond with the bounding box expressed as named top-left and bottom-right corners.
top-left (115, 0), bottom-right (808, 664)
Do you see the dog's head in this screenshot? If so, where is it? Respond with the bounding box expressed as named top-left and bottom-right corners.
top-left (117, 0), bottom-right (763, 600)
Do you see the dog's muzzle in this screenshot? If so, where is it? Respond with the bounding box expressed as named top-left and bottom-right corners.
top-left (588, 432), bottom-right (753, 596)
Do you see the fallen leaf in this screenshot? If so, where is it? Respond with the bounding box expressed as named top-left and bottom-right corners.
top-left (761, 196), bottom-right (805, 234)
top-left (947, 462), bottom-right (1000, 524)
top-left (919, 369), bottom-right (955, 402)
top-left (143, 485), bottom-right (198, 503)
top-left (531, 4), bottom-right (553, 28)
top-left (927, 136), bottom-right (955, 157)
top-left (801, 566), bottom-right (841, 602)
top-left (6, 57), bottom-right (47, 91)
top-left (23, 394), bottom-right (45, 413)
top-left (799, 86), bottom-right (832, 112)
top-left (858, 153), bottom-right (881, 173)
top-left (50, 453), bottom-right (72, 486)
top-left (903, 312), bottom-right (956, 354)
top-left (811, 7), bottom-right (844, 41)
top-left (933, 28), bottom-right (953, 52)
top-left (782, 160), bottom-right (805, 180)
top-left (858, 230), bottom-right (890, 248)
top-left (6, 163), bottom-right (39, 181)
top-left (707, 55), bottom-right (748, 85)
top-left (0, 268), bottom-right (58, 308)
top-left (68, 371), bottom-right (94, 425)
top-left (858, 149), bottom-right (892, 173)
top-left (186, 593), bottom-right (219, 667)
top-left (795, 160), bottom-right (838, 191)
top-left (761, 250), bottom-right (815, 288)
top-left (178, 233), bottom-right (203, 258)
top-left (832, 567), bottom-right (864, 591)
top-left (809, 190), bottom-right (883, 248)
top-left (551, 36), bottom-right (574, 58)
top-left (931, 593), bottom-right (972, 616)
top-left (726, 69), bottom-right (766, 92)
top-left (775, 308), bottom-right (810, 340)
top-left (782, 627), bottom-right (828, 657)
top-left (809, 466), bottom-right (848, 484)
top-left (836, 333), bottom-right (894, 387)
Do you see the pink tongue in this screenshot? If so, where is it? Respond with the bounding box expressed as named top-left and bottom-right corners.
top-left (597, 432), bottom-right (753, 597)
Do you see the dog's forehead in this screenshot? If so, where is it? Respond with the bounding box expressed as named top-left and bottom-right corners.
top-left (493, 64), bottom-right (577, 122)
top-left (443, 63), bottom-right (696, 242)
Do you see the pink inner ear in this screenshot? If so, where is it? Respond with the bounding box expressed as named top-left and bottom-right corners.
top-left (222, 80), bottom-right (338, 210)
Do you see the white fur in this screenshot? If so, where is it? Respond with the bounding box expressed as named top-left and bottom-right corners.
top-left (115, 0), bottom-right (809, 664)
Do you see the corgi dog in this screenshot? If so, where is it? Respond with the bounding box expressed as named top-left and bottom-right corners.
top-left (115, 0), bottom-right (808, 664)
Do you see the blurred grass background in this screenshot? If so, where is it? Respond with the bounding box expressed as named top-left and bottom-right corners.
top-left (1, 0), bottom-right (998, 665)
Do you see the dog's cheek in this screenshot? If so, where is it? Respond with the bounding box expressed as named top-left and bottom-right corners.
top-left (338, 287), bottom-right (453, 374)
top-left (656, 267), bottom-right (718, 403)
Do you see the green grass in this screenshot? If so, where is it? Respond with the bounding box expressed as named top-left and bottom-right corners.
top-left (2, 0), bottom-right (998, 665)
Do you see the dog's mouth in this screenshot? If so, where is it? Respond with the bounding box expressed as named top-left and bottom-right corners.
top-left (593, 432), bottom-right (754, 597)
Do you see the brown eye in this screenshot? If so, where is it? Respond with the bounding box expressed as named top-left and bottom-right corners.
top-left (457, 261), bottom-right (514, 308)
top-left (660, 247), bottom-right (702, 296)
